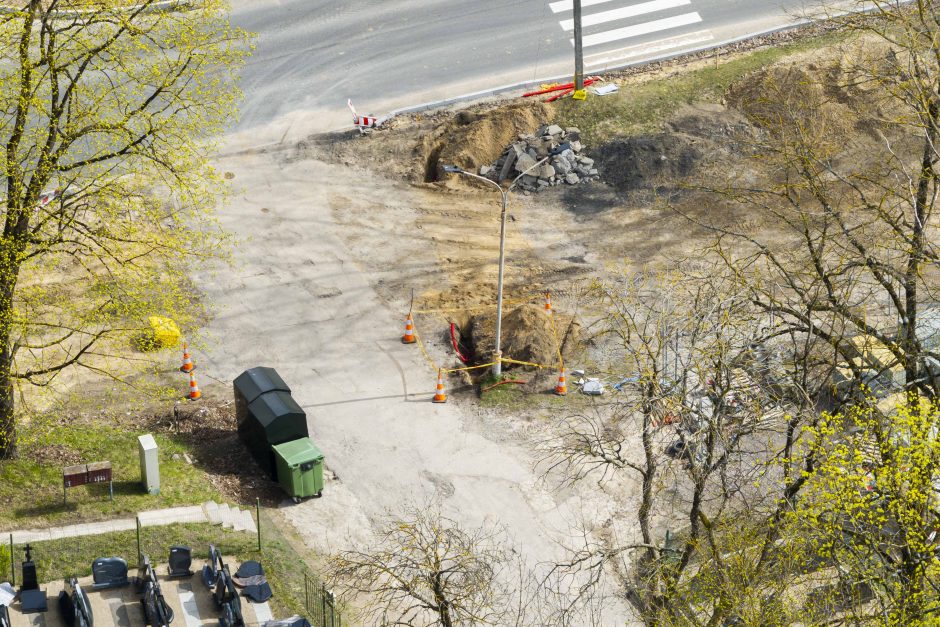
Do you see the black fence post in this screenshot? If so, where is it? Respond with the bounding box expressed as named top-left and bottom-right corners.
top-left (8, 533), bottom-right (13, 587)
top-left (321, 583), bottom-right (326, 627)
top-left (136, 516), bottom-right (142, 566)
top-left (304, 572), bottom-right (309, 618)
top-left (256, 497), bottom-right (261, 552)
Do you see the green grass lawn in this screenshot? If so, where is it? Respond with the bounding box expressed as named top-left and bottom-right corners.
top-left (0, 417), bottom-right (219, 531)
top-left (555, 31), bottom-right (849, 144)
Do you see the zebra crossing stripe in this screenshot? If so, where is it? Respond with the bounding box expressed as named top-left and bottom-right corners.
top-left (584, 29), bottom-right (713, 68)
top-left (559, 0), bottom-right (691, 30)
top-left (550, 0), bottom-right (619, 13)
top-left (573, 12), bottom-right (702, 47)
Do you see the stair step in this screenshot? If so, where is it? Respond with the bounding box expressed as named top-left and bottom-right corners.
top-left (203, 501), bottom-right (223, 525)
top-left (218, 502), bottom-right (233, 529)
top-left (138, 505), bottom-right (206, 527)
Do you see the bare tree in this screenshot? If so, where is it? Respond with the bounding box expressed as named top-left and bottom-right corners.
top-left (539, 269), bottom-right (801, 625)
top-left (328, 505), bottom-right (527, 626)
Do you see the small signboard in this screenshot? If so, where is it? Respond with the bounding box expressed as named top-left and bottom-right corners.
top-left (63, 462), bottom-right (113, 503)
top-left (63, 465), bottom-right (88, 488)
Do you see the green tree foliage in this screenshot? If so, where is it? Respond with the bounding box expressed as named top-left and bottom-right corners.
top-left (0, 0), bottom-right (250, 457)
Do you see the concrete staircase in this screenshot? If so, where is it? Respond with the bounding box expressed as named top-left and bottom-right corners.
top-left (202, 501), bottom-right (257, 534)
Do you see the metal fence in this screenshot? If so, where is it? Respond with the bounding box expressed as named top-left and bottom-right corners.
top-left (303, 571), bottom-right (341, 627)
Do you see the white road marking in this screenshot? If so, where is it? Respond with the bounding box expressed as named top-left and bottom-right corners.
top-left (573, 12), bottom-right (703, 47)
top-left (550, 0), bottom-right (619, 13)
top-left (559, 0), bottom-right (691, 30)
top-left (584, 29), bottom-right (714, 68)
top-left (176, 586), bottom-right (202, 627)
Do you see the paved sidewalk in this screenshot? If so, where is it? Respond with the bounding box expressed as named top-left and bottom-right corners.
top-left (6, 501), bottom-right (257, 544)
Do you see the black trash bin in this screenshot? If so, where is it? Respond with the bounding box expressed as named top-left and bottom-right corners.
top-left (233, 367), bottom-right (308, 478)
top-left (233, 366), bottom-right (292, 429)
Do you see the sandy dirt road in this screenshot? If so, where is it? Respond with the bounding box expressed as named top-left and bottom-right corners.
top-left (197, 136), bottom-right (608, 581)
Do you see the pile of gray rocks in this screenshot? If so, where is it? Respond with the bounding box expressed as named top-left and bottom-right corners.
top-left (480, 124), bottom-right (598, 192)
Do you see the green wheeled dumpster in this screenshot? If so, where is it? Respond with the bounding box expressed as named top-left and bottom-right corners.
top-left (272, 437), bottom-right (324, 499)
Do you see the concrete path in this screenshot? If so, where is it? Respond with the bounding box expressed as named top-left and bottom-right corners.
top-left (8, 502), bottom-right (256, 544)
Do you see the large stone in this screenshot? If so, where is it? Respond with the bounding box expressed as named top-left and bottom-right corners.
top-left (565, 127), bottom-right (581, 138)
top-left (570, 140), bottom-right (582, 153)
top-left (480, 165), bottom-right (494, 176)
top-left (515, 152), bottom-right (538, 174)
top-left (521, 174), bottom-right (538, 187)
top-left (577, 156), bottom-right (594, 166)
top-left (546, 124), bottom-right (563, 136)
top-left (538, 164), bottom-right (556, 179)
top-left (499, 150), bottom-right (518, 180)
top-left (565, 172), bottom-right (580, 185)
top-left (552, 156), bottom-right (572, 175)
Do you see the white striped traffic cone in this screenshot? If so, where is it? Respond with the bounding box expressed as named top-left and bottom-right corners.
top-left (179, 342), bottom-right (195, 373)
top-left (402, 313), bottom-right (417, 344)
top-left (554, 367), bottom-right (567, 396)
top-left (188, 371), bottom-right (201, 401)
top-left (432, 369), bottom-right (447, 403)
top-left (544, 292), bottom-right (553, 316)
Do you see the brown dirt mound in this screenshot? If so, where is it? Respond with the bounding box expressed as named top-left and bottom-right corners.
top-left (419, 102), bottom-right (553, 183)
top-left (726, 40), bottom-right (895, 144)
top-left (595, 133), bottom-right (702, 194)
top-left (469, 304), bottom-right (580, 371)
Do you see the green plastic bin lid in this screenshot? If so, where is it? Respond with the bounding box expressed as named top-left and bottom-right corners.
top-left (272, 437), bottom-right (324, 466)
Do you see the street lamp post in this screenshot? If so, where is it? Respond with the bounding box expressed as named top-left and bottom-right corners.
top-left (443, 148), bottom-right (564, 376)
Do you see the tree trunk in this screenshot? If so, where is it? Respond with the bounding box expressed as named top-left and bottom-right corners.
top-left (907, 93), bottom-right (938, 397)
top-left (0, 344), bottom-right (14, 459)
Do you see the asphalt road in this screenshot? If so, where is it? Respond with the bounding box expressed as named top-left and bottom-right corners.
top-left (228, 0), bottom-right (838, 138)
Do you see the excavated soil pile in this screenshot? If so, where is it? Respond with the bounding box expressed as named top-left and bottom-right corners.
top-left (469, 304), bottom-right (580, 370)
top-left (420, 102), bottom-right (553, 183)
top-left (725, 40), bottom-right (897, 152)
top-left (595, 134), bottom-right (702, 194)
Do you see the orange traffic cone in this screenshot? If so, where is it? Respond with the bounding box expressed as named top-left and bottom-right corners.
top-left (544, 292), bottom-right (553, 316)
top-left (187, 371), bottom-right (201, 401)
top-left (179, 342), bottom-right (195, 373)
top-left (432, 369), bottom-right (447, 403)
top-left (402, 313), bottom-right (417, 344)
top-left (554, 367), bottom-right (568, 396)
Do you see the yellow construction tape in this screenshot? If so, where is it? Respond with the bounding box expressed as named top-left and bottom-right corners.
top-left (410, 325), bottom-right (440, 373)
top-left (444, 362), bottom-right (497, 374)
top-left (499, 356), bottom-right (553, 370)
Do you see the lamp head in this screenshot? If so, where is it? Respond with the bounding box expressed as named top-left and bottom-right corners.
top-left (442, 165), bottom-right (464, 174)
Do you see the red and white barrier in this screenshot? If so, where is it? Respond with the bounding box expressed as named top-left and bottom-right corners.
top-left (347, 99), bottom-right (386, 133)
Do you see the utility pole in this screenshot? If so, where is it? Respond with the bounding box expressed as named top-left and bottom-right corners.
top-left (573, 0), bottom-right (584, 90)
